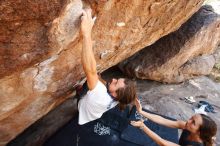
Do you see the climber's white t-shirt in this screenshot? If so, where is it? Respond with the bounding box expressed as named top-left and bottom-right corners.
top-left (78, 80), bottom-right (118, 125)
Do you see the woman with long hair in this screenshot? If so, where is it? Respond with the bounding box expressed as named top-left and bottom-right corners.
top-left (131, 99), bottom-right (217, 146)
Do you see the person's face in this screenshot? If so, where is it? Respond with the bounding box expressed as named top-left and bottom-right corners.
top-left (108, 78), bottom-right (125, 97)
top-left (185, 114), bottom-right (203, 134)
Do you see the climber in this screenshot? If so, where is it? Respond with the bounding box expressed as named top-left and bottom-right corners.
top-left (131, 99), bottom-right (217, 146)
top-left (78, 8), bottom-right (137, 125)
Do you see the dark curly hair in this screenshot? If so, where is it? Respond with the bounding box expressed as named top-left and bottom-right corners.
top-left (115, 79), bottom-right (137, 110)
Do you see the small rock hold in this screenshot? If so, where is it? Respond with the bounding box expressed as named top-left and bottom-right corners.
top-left (14, 22), bottom-right (20, 26)
top-left (100, 50), bottom-right (113, 59)
top-left (116, 22), bottom-right (125, 27)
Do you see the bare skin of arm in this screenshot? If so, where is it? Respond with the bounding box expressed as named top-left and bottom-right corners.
top-left (81, 9), bottom-right (98, 90)
top-left (135, 99), bottom-right (186, 129)
top-left (131, 120), bottom-right (180, 146)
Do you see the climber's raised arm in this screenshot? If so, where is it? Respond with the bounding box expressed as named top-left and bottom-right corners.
top-left (81, 9), bottom-right (98, 90)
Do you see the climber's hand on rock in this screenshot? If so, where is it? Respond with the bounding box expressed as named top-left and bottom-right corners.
top-left (81, 9), bottom-right (95, 37)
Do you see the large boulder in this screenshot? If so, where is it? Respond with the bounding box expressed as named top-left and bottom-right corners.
top-left (119, 5), bottom-right (220, 83)
top-left (0, 0), bottom-right (204, 144)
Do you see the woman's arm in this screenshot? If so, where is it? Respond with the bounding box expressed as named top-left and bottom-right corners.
top-left (131, 120), bottom-right (180, 146)
top-left (135, 99), bottom-right (185, 129)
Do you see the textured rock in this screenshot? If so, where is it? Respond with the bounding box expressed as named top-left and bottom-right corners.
top-left (7, 98), bottom-right (78, 146)
top-left (119, 5), bottom-right (220, 83)
top-left (0, 0), bottom-right (204, 144)
top-left (210, 46), bottom-right (220, 82)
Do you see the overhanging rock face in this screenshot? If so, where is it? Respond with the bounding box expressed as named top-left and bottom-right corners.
top-left (0, 0), bottom-right (204, 144)
top-left (119, 5), bottom-right (220, 83)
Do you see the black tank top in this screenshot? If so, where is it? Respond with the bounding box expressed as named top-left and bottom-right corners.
top-left (179, 130), bottom-right (204, 146)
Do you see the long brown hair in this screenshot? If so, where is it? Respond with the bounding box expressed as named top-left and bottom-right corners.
top-left (199, 114), bottom-right (217, 146)
top-left (116, 79), bottom-right (137, 110)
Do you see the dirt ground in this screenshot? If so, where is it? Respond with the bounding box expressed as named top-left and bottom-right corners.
top-left (102, 67), bottom-right (220, 145)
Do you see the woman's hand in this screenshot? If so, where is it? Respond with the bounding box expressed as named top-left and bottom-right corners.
top-left (135, 98), bottom-right (143, 114)
top-left (130, 120), bottom-right (145, 129)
